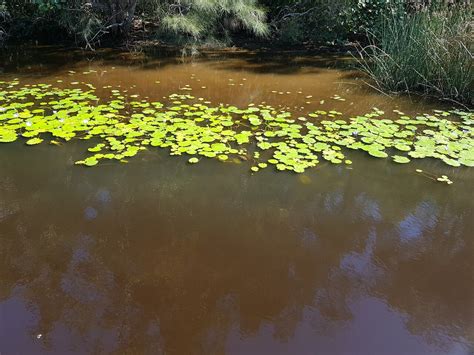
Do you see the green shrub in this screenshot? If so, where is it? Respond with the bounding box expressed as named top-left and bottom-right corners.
top-left (345, 0), bottom-right (404, 38)
top-left (1, 0), bottom-right (269, 48)
top-left (156, 0), bottom-right (269, 44)
top-left (263, 0), bottom-right (405, 45)
top-left (264, 0), bottom-right (353, 45)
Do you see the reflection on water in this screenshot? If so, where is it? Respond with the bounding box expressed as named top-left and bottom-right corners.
top-left (0, 46), bottom-right (473, 354)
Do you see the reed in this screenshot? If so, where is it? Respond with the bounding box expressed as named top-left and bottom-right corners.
top-left (357, 5), bottom-right (473, 106)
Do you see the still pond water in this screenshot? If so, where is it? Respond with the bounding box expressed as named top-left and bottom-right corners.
top-left (0, 46), bottom-right (473, 354)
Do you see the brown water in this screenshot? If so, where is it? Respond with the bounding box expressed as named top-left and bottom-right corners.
top-left (0, 46), bottom-right (473, 355)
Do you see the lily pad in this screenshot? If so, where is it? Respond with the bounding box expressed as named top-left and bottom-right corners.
top-left (392, 155), bottom-right (410, 164)
top-left (26, 137), bottom-right (43, 145)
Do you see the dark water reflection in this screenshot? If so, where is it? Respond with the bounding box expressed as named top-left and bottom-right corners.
top-left (0, 47), bottom-right (473, 354)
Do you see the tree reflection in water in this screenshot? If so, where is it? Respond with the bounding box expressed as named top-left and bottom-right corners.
top-left (0, 126), bottom-right (472, 355)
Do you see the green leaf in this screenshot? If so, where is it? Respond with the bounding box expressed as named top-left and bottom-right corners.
top-left (392, 155), bottom-right (410, 164)
top-left (26, 137), bottom-right (43, 145)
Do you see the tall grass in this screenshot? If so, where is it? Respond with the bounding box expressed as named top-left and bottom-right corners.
top-left (357, 5), bottom-right (473, 106)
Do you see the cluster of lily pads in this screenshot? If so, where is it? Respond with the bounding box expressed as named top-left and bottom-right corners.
top-left (0, 79), bottom-right (473, 173)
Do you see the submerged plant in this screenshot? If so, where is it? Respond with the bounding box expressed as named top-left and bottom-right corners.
top-left (0, 80), bottom-right (473, 174)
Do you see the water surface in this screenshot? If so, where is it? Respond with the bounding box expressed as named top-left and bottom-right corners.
top-left (0, 46), bottom-right (473, 354)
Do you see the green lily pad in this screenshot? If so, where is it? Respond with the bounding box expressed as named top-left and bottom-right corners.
top-left (368, 149), bottom-right (388, 158)
top-left (78, 157), bottom-right (99, 167)
top-left (26, 137), bottom-right (43, 145)
top-left (392, 155), bottom-right (410, 164)
top-left (0, 79), bottom-right (471, 177)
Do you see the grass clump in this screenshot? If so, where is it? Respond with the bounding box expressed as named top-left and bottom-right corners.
top-left (357, 5), bottom-right (473, 106)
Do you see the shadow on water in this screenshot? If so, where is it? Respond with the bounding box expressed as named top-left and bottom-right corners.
top-left (0, 44), bottom-right (354, 77)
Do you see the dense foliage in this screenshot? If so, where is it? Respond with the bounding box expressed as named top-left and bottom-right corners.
top-left (0, 0), bottom-right (269, 47)
top-left (1, 0), bottom-right (471, 46)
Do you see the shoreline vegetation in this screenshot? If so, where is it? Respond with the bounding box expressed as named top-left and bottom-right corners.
top-left (0, 0), bottom-right (473, 105)
top-left (355, 4), bottom-right (473, 107)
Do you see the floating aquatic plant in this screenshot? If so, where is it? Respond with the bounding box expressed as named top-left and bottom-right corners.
top-left (0, 80), bottom-right (473, 175)
top-left (437, 175), bottom-right (453, 185)
top-left (415, 168), bottom-right (454, 185)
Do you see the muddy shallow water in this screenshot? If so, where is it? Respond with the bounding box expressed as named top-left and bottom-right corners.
top-left (0, 46), bottom-right (473, 354)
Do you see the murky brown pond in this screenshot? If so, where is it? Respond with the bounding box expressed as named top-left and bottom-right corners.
top-left (0, 45), bottom-right (473, 354)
